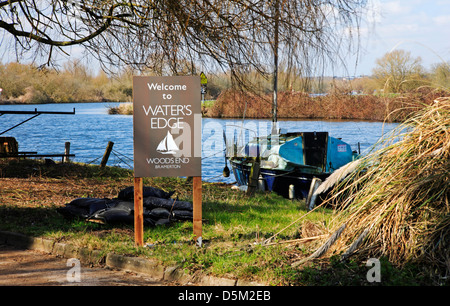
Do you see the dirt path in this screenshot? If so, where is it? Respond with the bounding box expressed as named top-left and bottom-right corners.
top-left (0, 244), bottom-right (174, 286)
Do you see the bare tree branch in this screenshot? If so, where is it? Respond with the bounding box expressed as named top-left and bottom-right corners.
top-left (0, 0), bottom-right (367, 84)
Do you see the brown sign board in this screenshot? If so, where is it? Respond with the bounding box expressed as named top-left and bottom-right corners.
top-left (133, 76), bottom-right (202, 177)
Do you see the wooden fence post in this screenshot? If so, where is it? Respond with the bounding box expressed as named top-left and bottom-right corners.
top-left (101, 141), bottom-right (114, 168)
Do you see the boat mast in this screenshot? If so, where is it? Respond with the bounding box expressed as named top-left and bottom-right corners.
top-left (271, 0), bottom-right (279, 135)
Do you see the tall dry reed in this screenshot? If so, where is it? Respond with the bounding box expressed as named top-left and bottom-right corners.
top-left (207, 88), bottom-right (448, 122)
top-left (323, 97), bottom-right (450, 277)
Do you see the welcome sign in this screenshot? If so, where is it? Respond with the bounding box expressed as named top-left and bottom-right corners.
top-left (133, 76), bottom-right (202, 177)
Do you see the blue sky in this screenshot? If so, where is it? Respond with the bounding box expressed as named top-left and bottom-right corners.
top-left (347, 0), bottom-right (450, 76)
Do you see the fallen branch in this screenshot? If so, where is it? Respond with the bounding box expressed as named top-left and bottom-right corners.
top-left (262, 235), bottom-right (327, 246)
top-left (291, 223), bottom-right (347, 267)
top-left (263, 201), bottom-right (326, 245)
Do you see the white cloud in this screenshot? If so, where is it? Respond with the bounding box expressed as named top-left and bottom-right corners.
top-left (348, 0), bottom-right (450, 75)
top-left (433, 15), bottom-right (450, 26)
top-left (382, 1), bottom-right (412, 15)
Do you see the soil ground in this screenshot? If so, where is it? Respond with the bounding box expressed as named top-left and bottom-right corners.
top-left (0, 244), bottom-right (175, 286)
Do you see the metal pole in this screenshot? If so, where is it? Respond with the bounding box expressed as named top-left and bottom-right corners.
top-left (272, 0), bottom-right (279, 135)
top-left (0, 108), bottom-right (75, 135)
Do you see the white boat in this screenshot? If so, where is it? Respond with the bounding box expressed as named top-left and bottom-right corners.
top-left (157, 131), bottom-right (179, 155)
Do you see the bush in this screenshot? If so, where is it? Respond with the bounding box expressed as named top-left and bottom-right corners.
top-left (0, 61), bottom-right (132, 103)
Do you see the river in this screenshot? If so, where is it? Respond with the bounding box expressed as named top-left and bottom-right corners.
top-left (0, 102), bottom-right (399, 183)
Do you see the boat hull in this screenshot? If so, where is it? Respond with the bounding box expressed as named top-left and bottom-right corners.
top-left (230, 160), bottom-right (330, 199)
top-left (227, 131), bottom-right (357, 199)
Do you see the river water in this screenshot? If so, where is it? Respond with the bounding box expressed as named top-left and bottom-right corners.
top-left (0, 102), bottom-right (399, 183)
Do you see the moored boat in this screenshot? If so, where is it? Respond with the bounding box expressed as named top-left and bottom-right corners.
top-left (226, 131), bottom-right (358, 199)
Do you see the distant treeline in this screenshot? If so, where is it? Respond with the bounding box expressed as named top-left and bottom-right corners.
top-left (2, 56), bottom-right (450, 122)
top-left (2, 52), bottom-right (450, 105)
top-left (0, 61), bottom-right (133, 104)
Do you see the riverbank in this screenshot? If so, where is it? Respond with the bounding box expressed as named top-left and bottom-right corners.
top-left (0, 156), bottom-right (446, 285)
top-left (0, 62), bottom-right (132, 104)
top-left (105, 88), bottom-right (449, 122)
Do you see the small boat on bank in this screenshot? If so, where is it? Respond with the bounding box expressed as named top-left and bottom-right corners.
top-left (223, 9), bottom-right (359, 199)
top-left (226, 131), bottom-right (358, 199)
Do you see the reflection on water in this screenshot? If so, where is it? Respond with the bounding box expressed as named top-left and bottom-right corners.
top-left (0, 103), bottom-right (399, 183)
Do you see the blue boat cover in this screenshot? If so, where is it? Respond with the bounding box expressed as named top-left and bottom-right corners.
top-left (278, 135), bottom-right (354, 173)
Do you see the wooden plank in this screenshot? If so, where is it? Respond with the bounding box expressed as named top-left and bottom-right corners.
top-left (262, 235), bottom-right (326, 246)
top-left (193, 176), bottom-right (202, 242)
top-left (0, 154), bottom-right (74, 158)
top-left (0, 152), bottom-right (37, 156)
top-left (134, 177), bottom-right (144, 246)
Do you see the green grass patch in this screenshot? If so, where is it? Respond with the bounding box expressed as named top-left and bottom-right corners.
top-left (0, 159), bottom-right (332, 284)
top-left (0, 159), bottom-right (442, 285)
top-left (202, 100), bottom-right (216, 108)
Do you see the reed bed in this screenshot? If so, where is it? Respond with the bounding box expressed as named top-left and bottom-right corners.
top-left (108, 102), bottom-right (133, 115)
top-left (322, 97), bottom-right (450, 278)
top-left (206, 88), bottom-right (448, 122)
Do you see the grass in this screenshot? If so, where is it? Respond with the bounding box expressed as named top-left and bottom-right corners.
top-left (0, 159), bottom-right (333, 284)
top-left (103, 88), bottom-right (449, 123)
top-left (0, 159), bottom-right (441, 285)
top-left (202, 100), bottom-right (216, 108)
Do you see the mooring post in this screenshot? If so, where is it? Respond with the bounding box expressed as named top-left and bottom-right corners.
top-left (306, 177), bottom-right (322, 211)
top-left (100, 141), bottom-right (114, 168)
top-left (247, 158), bottom-right (261, 196)
top-left (289, 184), bottom-right (295, 200)
top-left (63, 142), bottom-right (70, 163)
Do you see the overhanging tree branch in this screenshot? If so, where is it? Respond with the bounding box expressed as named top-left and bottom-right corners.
top-left (1, 0), bottom-right (367, 86)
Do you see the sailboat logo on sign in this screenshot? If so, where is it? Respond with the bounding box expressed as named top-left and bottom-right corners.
top-left (156, 130), bottom-right (180, 155)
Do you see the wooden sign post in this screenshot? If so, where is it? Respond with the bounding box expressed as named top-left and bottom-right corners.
top-left (134, 177), bottom-right (144, 246)
top-left (193, 176), bottom-right (202, 241)
top-left (133, 76), bottom-right (202, 247)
